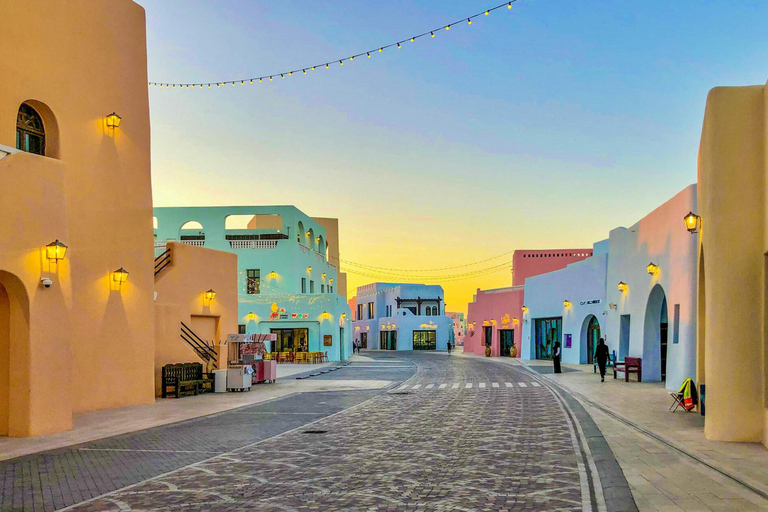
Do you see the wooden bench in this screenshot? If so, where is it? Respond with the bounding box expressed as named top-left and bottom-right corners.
top-left (614, 357), bottom-right (642, 382)
top-left (162, 362), bottom-right (214, 398)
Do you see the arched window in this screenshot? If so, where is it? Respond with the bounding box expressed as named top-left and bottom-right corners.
top-left (425, 307), bottom-right (431, 316)
top-left (16, 104), bottom-right (45, 155)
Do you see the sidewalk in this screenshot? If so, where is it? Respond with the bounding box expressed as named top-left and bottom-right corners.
top-left (465, 352), bottom-right (768, 511)
top-left (0, 362), bottom-right (397, 462)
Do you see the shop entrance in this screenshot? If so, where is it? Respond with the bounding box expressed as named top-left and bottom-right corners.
top-left (643, 284), bottom-right (669, 382)
top-left (534, 318), bottom-right (562, 360)
top-left (379, 330), bottom-right (397, 350)
top-left (360, 332), bottom-right (368, 348)
top-left (413, 330), bottom-right (436, 350)
top-left (499, 329), bottom-right (514, 356)
top-left (582, 315), bottom-right (600, 364)
top-left (271, 328), bottom-right (309, 353)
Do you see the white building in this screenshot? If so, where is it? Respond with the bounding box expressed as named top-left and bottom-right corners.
top-left (523, 242), bottom-right (608, 364)
top-left (521, 185), bottom-right (698, 390)
top-left (352, 283), bottom-right (452, 351)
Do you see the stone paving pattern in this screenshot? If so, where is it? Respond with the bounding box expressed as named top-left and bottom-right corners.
top-left (69, 354), bottom-right (590, 511)
top-left (0, 392), bottom-right (379, 512)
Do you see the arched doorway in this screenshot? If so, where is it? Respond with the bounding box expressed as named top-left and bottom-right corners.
top-left (0, 272), bottom-right (30, 437)
top-left (643, 284), bottom-right (669, 382)
top-left (0, 281), bottom-right (10, 436)
top-left (581, 315), bottom-right (600, 364)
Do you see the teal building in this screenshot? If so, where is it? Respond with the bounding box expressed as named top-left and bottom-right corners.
top-left (153, 206), bottom-right (352, 361)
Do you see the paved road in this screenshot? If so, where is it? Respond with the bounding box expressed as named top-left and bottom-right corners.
top-left (50, 352), bottom-right (634, 512)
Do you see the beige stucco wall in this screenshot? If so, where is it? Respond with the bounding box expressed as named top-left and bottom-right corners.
top-left (153, 243), bottom-right (238, 396)
top-left (0, 0), bottom-right (154, 435)
top-left (698, 82), bottom-right (767, 443)
top-left (312, 217), bottom-right (348, 298)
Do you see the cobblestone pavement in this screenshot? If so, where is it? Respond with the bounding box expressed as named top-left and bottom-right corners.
top-left (62, 352), bottom-right (624, 512)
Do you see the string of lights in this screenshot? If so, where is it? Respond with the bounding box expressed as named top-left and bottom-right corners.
top-left (342, 261), bottom-right (511, 282)
top-left (148, 0), bottom-right (518, 89)
top-left (331, 249), bottom-right (515, 273)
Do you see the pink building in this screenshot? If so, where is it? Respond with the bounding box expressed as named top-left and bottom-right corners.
top-left (465, 249), bottom-right (593, 357)
top-left (446, 311), bottom-right (466, 346)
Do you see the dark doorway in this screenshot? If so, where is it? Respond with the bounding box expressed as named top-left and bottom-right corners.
top-left (586, 316), bottom-right (600, 364)
top-left (499, 329), bottom-right (514, 356)
top-left (660, 296), bottom-right (668, 381)
top-left (535, 318), bottom-right (562, 360)
top-left (619, 315), bottom-right (630, 360)
top-left (379, 330), bottom-right (397, 350)
top-left (483, 326), bottom-right (493, 348)
top-left (360, 332), bottom-right (368, 349)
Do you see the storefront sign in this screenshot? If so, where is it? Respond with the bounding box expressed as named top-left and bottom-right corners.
top-left (564, 334), bottom-right (572, 348)
top-left (323, 335), bottom-right (333, 347)
top-left (579, 300), bottom-right (601, 306)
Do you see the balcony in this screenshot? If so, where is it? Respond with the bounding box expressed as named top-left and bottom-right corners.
top-left (229, 240), bottom-right (278, 249)
top-left (314, 251), bottom-right (324, 262)
top-left (298, 244), bottom-right (309, 254)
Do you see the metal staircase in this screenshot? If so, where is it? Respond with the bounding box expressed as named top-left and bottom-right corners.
top-left (180, 321), bottom-right (218, 369)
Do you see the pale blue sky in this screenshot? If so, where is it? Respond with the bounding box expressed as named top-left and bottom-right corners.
top-left (136, 0), bottom-right (768, 309)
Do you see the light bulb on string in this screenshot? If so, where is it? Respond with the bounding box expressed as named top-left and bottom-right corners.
top-left (350, 56), bottom-right (354, 61)
top-left (367, 52), bottom-right (371, 58)
top-left (508, 2), bottom-right (512, 7)
top-left (410, 37), bottom-right (415, 42)
top-left (485, 10), bottom-right (489, 15)
top-left (326, 63), bottom-right (329, 69)
top-left (445, 25), bottom-right (450, 30)
top-left (431, 31), bottom-right (435, 37)
top-left (288, 71), bottom-right (292, 75)
top-left (378, 47), bottom-right (383, 52)
top-left (303, 69), bottom-right (306, 74)
top-left (311, 66), bottom-right (315, 70)
top-left (269, 76), bottom-right (273, 81)
top-left (232, 82), bottom-right (235, 86)
top-left (339, 60), bottom-right (343, 65)
top-left (397, 42), bottom-right (401, 49)
top-left (468, 18), bottom-right (472, 24)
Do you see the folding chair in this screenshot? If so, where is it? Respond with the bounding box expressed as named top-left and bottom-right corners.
top-left (669, 378), bottom-right (697, 412)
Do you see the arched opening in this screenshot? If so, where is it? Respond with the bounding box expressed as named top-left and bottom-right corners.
top-left (0, 271), bottom-right (30, 436)
top-left (643, 283), bottom-right (669, 382)
top-left (581, 315), bottom-right (601, 364)
top-left (297, 221), bottom-right (304, 243)
top-left (16, 104), bottom-right (45, 155)
top-left (317, 234), bottom-right (324, 254)
top-left (307, 228), bottom-right (314, 248)
top-left (698, 246), bottom-right (706, 395)
top-left (16, 101), bottom-right (59, 158)
top-left (179, 221), bottom-right (205, 246)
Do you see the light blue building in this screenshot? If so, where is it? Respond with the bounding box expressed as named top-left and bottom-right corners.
top-left (352, 283), bottom-right (452, 351)
top-left (153, 206), bottom-right (352, 361)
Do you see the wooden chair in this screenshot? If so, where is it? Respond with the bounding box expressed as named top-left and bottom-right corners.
top-left (614, 357), bottom-right (642, 382)
top-left (295, 352), bottom-right (307, 364)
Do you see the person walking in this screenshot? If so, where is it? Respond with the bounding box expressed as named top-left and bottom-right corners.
top-left (447, 342), bottom-right (452, 354)
top-left (353, 339), bottom-right (359, 354)
top-left (552, 341), bottom-right (562, 374)
top-left (595, 338), bottom-right (609, 381)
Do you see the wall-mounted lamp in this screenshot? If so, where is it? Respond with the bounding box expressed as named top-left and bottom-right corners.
top-left (248, 311), bottom-right (256, 320)
top-left (341, 313), bottom-right (347, 319)
top-left (269, 270), bottom-right (277, 279)
top-left (45, 239), bottom-right (68, 262)
top-left (105, 112), bottom-right (122, 128)
top-left (322, 273), bottom-right (327, 279)
top-left (307, 266), bottom-right (312, 272)
top-left (617, 281), bottom-right (627, 293)
top-left (647, 262), bottom-right (659, 275)
top-left (306, 231), bottom-right (311, 236)
top-left (563, 300), bottom-right (571, 308)
top-left (684, 212), bottom-right (701, 234)
top-left (381, 324), bottom-right (385, 329)
top-left (315, 237), bottom-right (321, 243)
top-left (491, 319), bottom-right (497, 325)
top-left (329, 278), bottom-right (333, 284)
top-left (112, 267), bottom-right (129, 284)
top-left (204, 289), bottom-right (216, 301)
top-left (366, 325), bottom-right (370, 330)
top-left (513, 317), bottom-right (519, 325)
top-left (322, 311), bottom-right (329, 319)
top-left (521, 306), bottom-right (528, 314)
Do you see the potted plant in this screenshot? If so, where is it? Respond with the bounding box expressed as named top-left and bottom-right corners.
top-left (510, 345), bottom-right (517, 358)
top-left (485, 345), bottom-right (491, 357)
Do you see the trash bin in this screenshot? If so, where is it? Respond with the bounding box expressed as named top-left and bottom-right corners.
top-left (213, 369), bottom-right (228, 393)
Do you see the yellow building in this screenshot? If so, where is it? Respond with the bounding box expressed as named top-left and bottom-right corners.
top-left (697, 79), bottom-right (768, 447)
top-left (0, 0), bottom-right (237, 437)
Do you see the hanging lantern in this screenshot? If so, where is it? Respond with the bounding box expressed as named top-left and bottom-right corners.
top-left (105, 112), bottom-right (122, 128)
top-left (683, 212), bottom-right (701, 234)
top-left (45, 239), bottom-right (68, 262)
top-left (647, 263), bottom-right (659, 275)
top-left (204, 289), bottom-right (216, 301)
top-left (617, 281), bottom-right (628, 293)
top-left (112, 267), bottom-right (129, 283)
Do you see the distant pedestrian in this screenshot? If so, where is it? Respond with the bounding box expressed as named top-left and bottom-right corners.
top-left (553, 341), bottom-right (562, 374)
top-left (447, 342), bottom-right (452, 354)
top-left (354, 339), bottom-right (359, 354)
top-left (595, 338), bottom-right (609, 382)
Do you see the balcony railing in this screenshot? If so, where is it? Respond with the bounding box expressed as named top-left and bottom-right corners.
top-left (229, 240), bottom-right (278, 250)
top-left (298, 244), bottom-right (309, 253)
top-left (314, 251), bottom-right (324, 261)
top-left (181, 240), bottom-right (205, 247)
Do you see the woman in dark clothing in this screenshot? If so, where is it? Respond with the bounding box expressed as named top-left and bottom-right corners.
top-left (595, 338), bottom-right (610, 382)
top-left (552, 341), bottom-right (562, 374)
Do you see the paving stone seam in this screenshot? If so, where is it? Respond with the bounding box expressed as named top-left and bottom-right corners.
top-left (478, 356), bottom-right (637, 512)
top-left (56, 390), bottom-right (392, 512)
top-left (542, 376), bottom-right (768, 505)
